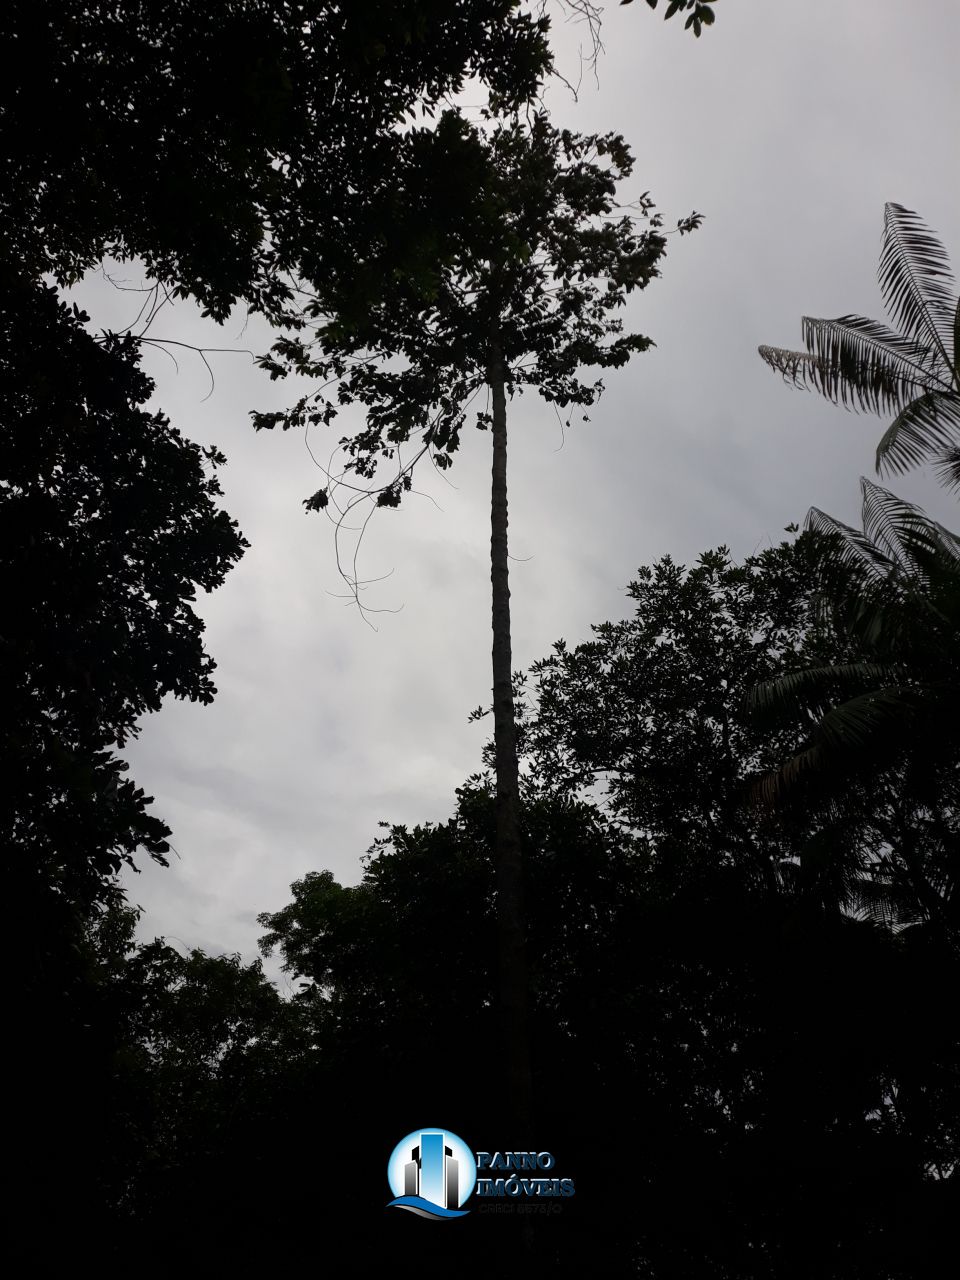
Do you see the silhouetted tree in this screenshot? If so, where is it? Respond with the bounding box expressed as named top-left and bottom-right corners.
top-left (1, 279), bottom-right (248, 1258)
top-left (0, 4), bottom-right (554, 1153)
top-left (748, 489), bottom-right (959, 784)
top-left (1, 282), bottom-right (246, 907)
top-left (255, 108), bottom-right (699, 1131)
top-left (521, 531), bottom-right (960, 935)
top-left (755, 207), bottom-right (959, 916)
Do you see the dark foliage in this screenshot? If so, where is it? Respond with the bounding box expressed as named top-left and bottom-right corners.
top-left (252, 106), bottom-right (700, 1132)
top-left (0, 1), bottom-right (552, 320)
top-left (64, 777), bottom-right (956, 1276)
top-left (0, 279), bottom-right (246, 905)
top-left (25, 541), bottom-right (953, 1276)
top-left (1, 278), bottom-right (247, 1257)
top-left (253, 112), bottom-right (687, 501)
top-left (623, 0), bottom-right (719, 39)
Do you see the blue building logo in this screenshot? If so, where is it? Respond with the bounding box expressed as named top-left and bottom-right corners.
top-left (386, 1128), bottom-right (477, 1220)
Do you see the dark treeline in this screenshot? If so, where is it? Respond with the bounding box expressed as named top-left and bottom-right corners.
top-left (2, 2), bottom-right (957, 1275)
top-left (43, 531), bottom-right (957, 1275)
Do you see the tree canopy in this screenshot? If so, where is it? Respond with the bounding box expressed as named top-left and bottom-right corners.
top-left (523, 536), bottom-right (958, 934)
top-left (254, 111), bottom-right (694, 512)
top-left (1, 0), bottom-right (552, 317)
top-left (0, 0), bottom-right (563, 949)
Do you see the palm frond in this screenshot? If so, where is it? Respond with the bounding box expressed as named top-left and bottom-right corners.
top-left (860, 479), bottom-right (940, 572)
top-left (935, 445), bottom-right (960, 493)
top-left (815, 686), bottom-right (922, 753)
top-left (875, 389), bottom-right (960, 477)
top-left (805, 506), bottom-right (897, 581)
top-left (806, 485), bottom-right (959, 651)
top-left (810, 484), bottom-right (960, 589)
top-left (801, 314), bottom-right (947, 399)
top-left (752, 740), bottom-right (824, 807)
top-left (751, 677), bottom-right (939, 809)
top-left (759, 314), bottom-right (940, 414)
top-left (861, 480), bottom-right (960, 584)
top-left (746, 661), bottom-right (900, 723)
top-left (860, 479), bottom-right (919, 564)
top-left (751, 687), bottom-right (919, 806)
top-left (879, 203), bottom-right (956, 365)
top-left (848, 876), bottom-right (924, 928)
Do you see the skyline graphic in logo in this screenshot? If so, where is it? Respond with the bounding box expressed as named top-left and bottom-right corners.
top-left (387, 1128), bottom-right (477, 1220)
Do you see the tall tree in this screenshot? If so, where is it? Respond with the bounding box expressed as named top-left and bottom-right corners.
top-left (759, 203), bottom-right (960, 491)
top-left (255, 109), bottom-right (700, 1128)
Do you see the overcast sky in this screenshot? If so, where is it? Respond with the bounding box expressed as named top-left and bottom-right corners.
top-left (69, 1), bottom-right (960, 987)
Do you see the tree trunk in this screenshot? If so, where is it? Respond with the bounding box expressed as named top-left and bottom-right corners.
top-left (488, 343), bottom-right (533, 1138)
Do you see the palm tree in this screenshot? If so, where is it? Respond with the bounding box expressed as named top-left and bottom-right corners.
top-left (760, 203), bottom-right (960, 490)
top-left (748, 480), bottom-right (960, 795)
top-left (752, 204), bottom-right (960, 795)
top-left (752, 207), bottom-right (960, 932)
top-left (746, 483), bottom-right (960, 931)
